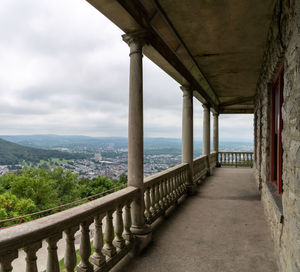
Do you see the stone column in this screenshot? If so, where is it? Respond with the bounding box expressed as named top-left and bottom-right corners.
top-left (213, 113), bottom-right (219, 153)
top-left (181, 85), bottom-right (196, 195)
top-left (122, 31), bottom-right (151, 239)
top-left (202, 104), bottom-right (211, 156)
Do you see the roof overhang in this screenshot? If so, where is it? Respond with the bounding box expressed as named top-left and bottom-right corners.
top-left (86, 0), bottom-right (276, 114)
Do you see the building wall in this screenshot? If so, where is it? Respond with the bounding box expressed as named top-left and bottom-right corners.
top-left (254, 0), bottom-right (300, 271)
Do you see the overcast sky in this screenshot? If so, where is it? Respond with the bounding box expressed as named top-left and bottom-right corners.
top-left (0, 0), bottom-right (253, 141)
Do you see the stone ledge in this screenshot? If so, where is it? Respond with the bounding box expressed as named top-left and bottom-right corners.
top-left (264, 182), bottom-right (283, 223)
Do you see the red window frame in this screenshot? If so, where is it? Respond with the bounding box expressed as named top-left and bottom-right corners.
top-left (270, 64), bottom-right (284, 194)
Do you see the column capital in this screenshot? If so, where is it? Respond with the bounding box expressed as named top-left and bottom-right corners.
top-left (180, 85), bottom-right (192, 96)
top-left (122, 30), bottom-right (148, 55)
top-left (202, 103), bottom-right (210, 110)
top-left (213, 112), bottom-right (219, 118)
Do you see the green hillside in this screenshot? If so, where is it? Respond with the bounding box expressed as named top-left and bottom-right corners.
top-left (0, 138), bottom-right (87, 165)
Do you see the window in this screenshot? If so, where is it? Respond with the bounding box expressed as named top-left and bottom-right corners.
top-left (270, 64), bottom-right (284, 194)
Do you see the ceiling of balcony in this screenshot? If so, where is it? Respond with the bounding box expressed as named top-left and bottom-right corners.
top-left (86, 0), bottom-right (276, 114)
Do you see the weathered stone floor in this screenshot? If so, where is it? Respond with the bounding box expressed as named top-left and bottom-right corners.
top-left (115, 168), bottom-right (278, 272)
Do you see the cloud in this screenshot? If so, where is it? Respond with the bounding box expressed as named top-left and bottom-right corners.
top-left (0, 0), bottom-right (253, 141)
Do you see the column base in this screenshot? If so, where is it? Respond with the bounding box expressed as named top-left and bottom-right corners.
top-left (130, 224), bottom-right (151, 236)
top-left (187, 184), bottom-right (197, 195)
top-left (132, 232), bottom-right (152, 254)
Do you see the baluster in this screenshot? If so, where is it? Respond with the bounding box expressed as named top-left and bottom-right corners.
top-left (64, 226), bottom-right (80, 272)
top-left (173, 174), bottom-right (177, 198)
top-left (150, 185), bottom-right (156, 216)
top-left (0, 250), bottom-right (18, 272)
top-left (170, 175), bottom-right (174, 201)
top-left (175, 173), bottom-right (180, 196)
top-left (102, 210), bottom-right (116, 258)
top-left (235, 153), bottom-right (237, 168)
top-left (162, 179), bottom-right (168, 208)
top-left (174, 173), bottom-right (180, 198)
top-left (154, 182), bottom-right (160, 213)
top-left (77, 220), bottom-right (93, 272)
top-left (46, 233), bottom-right (62, 272)
top-left (158, 181), bottom-right (164, 210)
top-left (179, 171), bottom-right (183, 194)
top-left (182, 169), bottom-right (187, 192)
top-left (90, 215), bottom-right (106, 269)
top-left (123, 201), bottom-right (133, 243)
top-left (114, 205), bottom-right (125, 250)
top-left (231, 153), bottom-right (233, 164)
top-left (183, 169), bottom-right (188, 192)
top-left (179, 171), bottom-right (183, 193)
top-left (173, 174), bottom-right (177, 197)
top-left (166, 178), bottom-right (171, 205)
top-left (144, 187), bottom-right (151, 220)
top-left (24, 241), bottom-right (42, 272)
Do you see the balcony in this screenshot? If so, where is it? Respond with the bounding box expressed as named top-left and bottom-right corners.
top-left (0, 153), bottom-right (278, 272)
top-left (0, 0), bottom-right (299, 271)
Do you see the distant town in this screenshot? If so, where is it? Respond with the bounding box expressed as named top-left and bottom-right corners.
top-left (0, 135), bottom-right (253, 179)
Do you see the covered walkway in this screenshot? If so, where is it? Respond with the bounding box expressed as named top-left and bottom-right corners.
top-left (116, 168), bottom-right (278, 272)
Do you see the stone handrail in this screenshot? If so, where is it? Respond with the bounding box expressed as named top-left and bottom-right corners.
top-left (218, 152), bottom-right (254, 167)
top-left (143, 163), bottom-right (189, 224)
top-left (0, 186), bottom-right (138, 272)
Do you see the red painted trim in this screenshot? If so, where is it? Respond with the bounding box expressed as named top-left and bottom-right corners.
top-left (270, 63), bottom-right (284, 194)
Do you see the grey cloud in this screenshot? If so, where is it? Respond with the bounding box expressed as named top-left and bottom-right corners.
top-left (0, 0), bottom-right (253, 140)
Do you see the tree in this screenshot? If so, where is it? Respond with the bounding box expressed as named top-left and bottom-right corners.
top-left (119, 173), bottom-right (128, 185)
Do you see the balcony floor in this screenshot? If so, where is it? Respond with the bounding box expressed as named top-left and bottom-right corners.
top-left (116, 168), bottom-right (278, 272)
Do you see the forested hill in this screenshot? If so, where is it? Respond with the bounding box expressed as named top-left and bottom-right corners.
top-left (0, 138), bottom-right (87, 165)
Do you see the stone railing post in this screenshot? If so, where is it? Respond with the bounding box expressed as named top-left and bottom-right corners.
top-left (122, 30), bottom-right (151, 250)
top-left (181, 85), bottom-right (196, 195)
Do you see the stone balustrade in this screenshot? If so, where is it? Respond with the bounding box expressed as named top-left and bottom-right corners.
top-left (0, 187), bottom-right (138, 272)
top-left (218, 152), bottom-right (253, 167)
top-left (143, 163), bottom-right (189, 224)
top-left (0, 158), bottom-right (216, 271)
top-left (193, 155), bottom-right (208, 184)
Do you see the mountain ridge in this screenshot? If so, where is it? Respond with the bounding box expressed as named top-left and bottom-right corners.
top-left (0, 138), bottom-right (87, 165)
